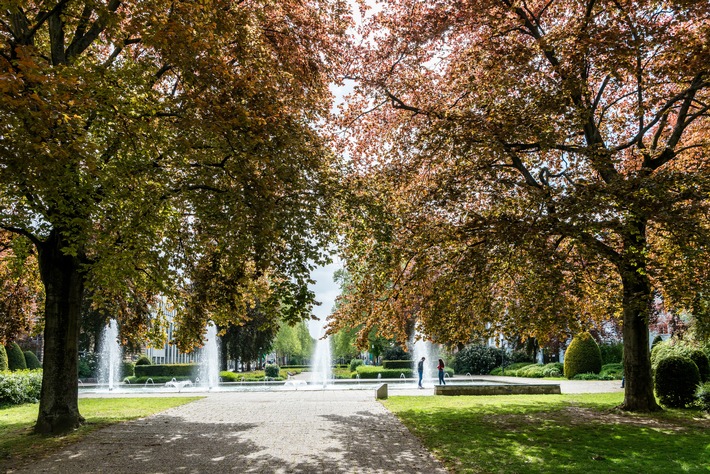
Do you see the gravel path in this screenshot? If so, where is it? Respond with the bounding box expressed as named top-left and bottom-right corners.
top-left (11, 391), bottom-right (448, 474)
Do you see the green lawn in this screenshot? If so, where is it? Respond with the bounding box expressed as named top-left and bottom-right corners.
top-left (383, 393), bottom-right (710, 473)
top-left (0, 397), bottom-right (200, 471)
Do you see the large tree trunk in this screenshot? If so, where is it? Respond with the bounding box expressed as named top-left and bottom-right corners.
top-left (619, 219), bottom-right (661, 412)
top-left (35, 231), bottom-right (86, 434)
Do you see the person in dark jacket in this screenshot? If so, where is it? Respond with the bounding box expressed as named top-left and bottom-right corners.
top-left (417, 357), bottom-right (426, 388)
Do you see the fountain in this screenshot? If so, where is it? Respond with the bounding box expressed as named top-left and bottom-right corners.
top-left (411, 330), bottom-right (438, 388)
top-left (98, 319), bottom-right (122, 390)
top-left (310, 334), bottom-right (332, 387)
top-left (199, 321), bottom-right (220, 389)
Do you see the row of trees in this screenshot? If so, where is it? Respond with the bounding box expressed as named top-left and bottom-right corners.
top-left (1, 0), bottom-right (708, 434)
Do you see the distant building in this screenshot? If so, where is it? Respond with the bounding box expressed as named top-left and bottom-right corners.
top-left (144, 303), bottom-right (199, 365)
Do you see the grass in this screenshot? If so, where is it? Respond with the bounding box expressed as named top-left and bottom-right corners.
top-left (383, 393), bottom-right (710, 473)
top-left (0, 397), bottom-right (200, 471)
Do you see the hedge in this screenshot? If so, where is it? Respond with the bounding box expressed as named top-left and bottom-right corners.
top-left (355, 366), bottom-right (414, 379)
top-left (382, 360), bottom-right (413, 369)
top-left (134, 364), bottom-right (197, 378)
top-left (0, 370), bottom-right (43, 405)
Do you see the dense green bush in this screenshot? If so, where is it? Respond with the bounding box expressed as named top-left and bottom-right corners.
top-left (349, 359), bottom-right (364, 372)
top-left (454, 344), bottom-right (500, 375)
top-left (264, 364), bottom-right (280, 378)
top-left (6, 343), bottom-right (27, 371)
top-left (509, 350), bottom-right (534, 364)
top-left (135, 363), bottom-right (197, 378)
top-left (78, 352), bottom-right (99, 379)
top-left (600, 363), bottom-right (624, 379)
top-left (696, 382), bottom-right (710, 413)
top-left (0, 345), bottom-right (7, 371)
top-left (564, 332), bottom-right (602, 379)
top-left (122, 361), bottom-right (135, 378)
top-left (598, 342), bottom-right (623, 365)
top-left (654, 355), bottom-right (701, 408)
top-left (382, 345), bottom-right (411, 361)
top-left (135, 355), bottom-right (152, 366)
top-left (650, 339), bottom-right (705, 370)
top-left (492, 362), bottom-right (563, 378)
top-left (688, 350), bottom-right (710, 383)
top-left (0, 369), bottom-right (43, 405)
top-left (383, 360), bottom-right (413, 369)
top-left (23, 351), bottom-right (41, 370)
top-left (651, 334), bottom-right (664, 350)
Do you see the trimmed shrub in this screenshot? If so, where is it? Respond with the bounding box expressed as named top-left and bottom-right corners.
top-left (264, 364), bottom-right (280, 378)
top-left (0, 345), bottom-right (7, 371)
top-left (651, 334), bottom-right (664, 350)
top-left (688, 350), bottom-right (710, 383)
top-left (135, 363), bottom-right (197, 378)
top-left (454, 344), bottom-right (499, 375)
top-left (599, 342), bottom-right (623, 365)
top-left (654, 355), bottom-right (701, 408)
top-left (0, 369), bottom-right (43, 405)
top-left (355, 366), bottom-right (416, 379)
top-left (6, 343), bottom-right (27, 371)
top-left (696, 382), bottom-right (710, 413)
top-left (383, 360), bottom-right (412, 370)
top-left (124, 375), bottom-right (193, 384)
top-left (564, 332), bottom-right (602, 379)
top-left (122, 361), bottom-right (135, 378)
top-left (349, 359), bottom-right (364, 372)
top-left (135, 355), bottom-right (152, 366)
top-left (23, 351), bottom-right (41, 370)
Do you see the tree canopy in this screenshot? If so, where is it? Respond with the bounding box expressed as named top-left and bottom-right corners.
top-left (0, 0), bottom-right (348, 433)
top-left (331, 0), bottom-right (710, 411)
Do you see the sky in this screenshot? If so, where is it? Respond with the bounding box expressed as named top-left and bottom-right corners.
top-left (307, 258), bottom-right (342, 339)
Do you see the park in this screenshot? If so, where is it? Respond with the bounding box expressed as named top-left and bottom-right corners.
top-left (1, 0), bottom-right (709, 472)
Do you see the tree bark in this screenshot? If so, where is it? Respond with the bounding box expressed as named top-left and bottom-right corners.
top-left (34, 230), bottom-right (86, 434)
top-left (619, 219), bottom-right (661, 412)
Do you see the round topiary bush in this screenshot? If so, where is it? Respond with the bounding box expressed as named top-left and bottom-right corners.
top-left (654, 355), bottom-right (701, 408)
top-left (0, 345), bottom-right (7, 371)
top-left (264, 363), bottom-right (280, 378)
top-left (23, 351), bottom-right (41, 370)
top-left (688, 350), bottom-right (710, 383)
top-left (6, 343), bottom-right (27, 371)
top-left (135, 355), bottom-right (152, 366)
top-left (564, 332), bottom-right (602, 379)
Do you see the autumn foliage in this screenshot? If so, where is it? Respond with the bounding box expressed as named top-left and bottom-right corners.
top-left (332, 0), bottom-right (710, 411)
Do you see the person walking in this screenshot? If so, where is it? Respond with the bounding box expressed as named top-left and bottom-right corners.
top-left (437, 358), bottom-right (446, 385)
top-left (417, 357), bottom-right (425, 388)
